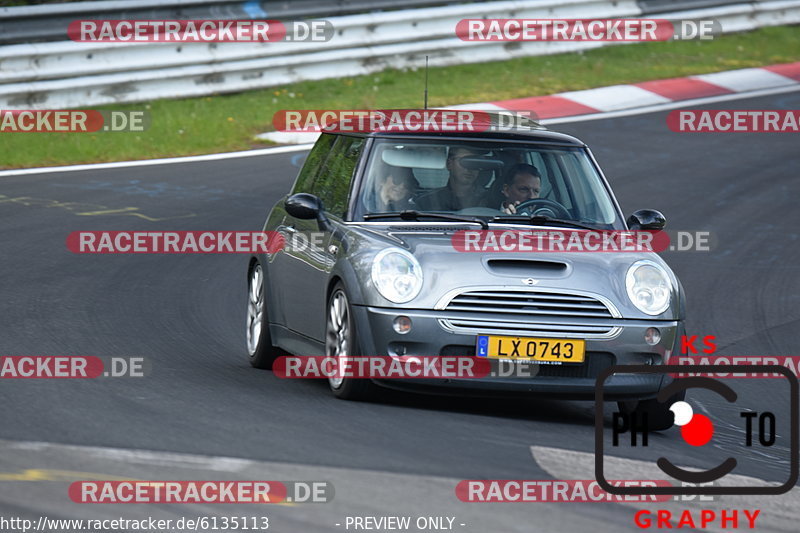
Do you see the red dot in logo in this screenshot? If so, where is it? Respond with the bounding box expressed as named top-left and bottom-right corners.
top-left (681, 414), bottom-right (714, 446)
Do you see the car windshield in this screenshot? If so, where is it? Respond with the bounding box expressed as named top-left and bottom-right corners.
top-left (355, 138), bottom-right (622, 229)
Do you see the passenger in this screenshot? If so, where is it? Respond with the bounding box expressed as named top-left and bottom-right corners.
top-left (414, 146), bottom-right (489, 211)
top-left (371, 165), bottom-right (417, 212)
top-left (499, 163), bottom-right (542, 214)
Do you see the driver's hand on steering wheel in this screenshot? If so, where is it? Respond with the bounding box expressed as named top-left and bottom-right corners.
top-left (501, 201), bottom-right (519, 215)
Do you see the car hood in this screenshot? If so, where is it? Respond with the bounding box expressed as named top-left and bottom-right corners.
top-left (344, 224), bottom-right (682, 320)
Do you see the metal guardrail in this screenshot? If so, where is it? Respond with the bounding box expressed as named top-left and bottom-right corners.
top-left (0, 0), bottom-right (797, 109)
top-left (637, 0), bottom-right (770, 15)
top-left (0, 0), bottom-right (762, 44)
top-left (0, 0), bottom-right (470, 44)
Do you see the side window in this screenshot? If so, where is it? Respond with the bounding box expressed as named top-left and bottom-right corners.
top-left (527, 150), bottom-right (550, 196)
top-left (528, 151), bottom-right (547, 181)
top-left (314, 135), bottom-right (365, 218)
top-left (540, 152), bottom-right (574, 211)
top-left (291, 133), bottom-right (336, 194)
top-left (555, 154), bottom-right (579, 212)
top-left (561, 151), bottom-right (617, 223)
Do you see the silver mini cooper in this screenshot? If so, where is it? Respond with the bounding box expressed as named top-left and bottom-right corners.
top-left (247, 117), bottom-right (686, 429)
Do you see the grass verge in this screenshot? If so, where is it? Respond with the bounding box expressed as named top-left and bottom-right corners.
top-left (1, 25), bottom-right (797, 169)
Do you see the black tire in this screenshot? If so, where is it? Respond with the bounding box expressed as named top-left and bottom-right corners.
top-left (618, 389), bottom-right (687, 432)
top-left (246, 260), bottom-right (281, 369)
top-left (326, 282), bottom-right (377, 400)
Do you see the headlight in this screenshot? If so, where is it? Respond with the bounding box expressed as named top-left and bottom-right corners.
top-left (625, 260), bottom-right (672, 315)
top-left (371, 248), bottom-right (423, 303)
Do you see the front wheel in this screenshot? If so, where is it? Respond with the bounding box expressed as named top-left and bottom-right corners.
top-left (246, 261), bottom-right (281, 369)
top-left (326, 282), bottom-right (376, 400)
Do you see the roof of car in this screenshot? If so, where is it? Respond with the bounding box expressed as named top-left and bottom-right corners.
top-left (329, 109), bottom-right (585, 146)
top-left (367, 127), bottom-right (585, 146)
top-left (325, 111), bottom-right (586, 146)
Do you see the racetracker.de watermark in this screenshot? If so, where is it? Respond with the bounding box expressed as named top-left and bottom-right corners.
top-left (455, 18), bottom-right (720, 41)
top-left (70, 481), bottom-right (286, 503)
top-left (451, 230), bottom-right (713, 253)
top-left (455, 480), bottom-right (673, 502)
top-left (67, 231), bottom-right (285, 253)
top-left (69, 480), bottom-right (333, 504)
top-left (273, 356), bottom-right (491, 379)
top-left (452, 230), bottom-right (664, 253)
top-left (668, 110), bottom-right (800, 132)
top-left (0, 110), bottom-right (149, 133)
top-left (673, 356), bottom-right (800, 378)
top-left (68, 19), bottom-right (333, 42)
top-left (272, 109), bottom-right (539, 133)
top-left (0, 356), bottom-right (149, 378)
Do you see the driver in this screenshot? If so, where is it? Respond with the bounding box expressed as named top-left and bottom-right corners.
top-left (414, 146), bottom-right (489, 211)
top-left (500, 163), bottom-right (542, 214)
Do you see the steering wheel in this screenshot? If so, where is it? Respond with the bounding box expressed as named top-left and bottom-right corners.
top-left (511, 198), bottom-right (571, 219)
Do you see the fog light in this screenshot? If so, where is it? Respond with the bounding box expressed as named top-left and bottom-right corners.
top-left (393, 316), bottom-right (412, 334)
top-left (644, 327), bottom-right (661, 346)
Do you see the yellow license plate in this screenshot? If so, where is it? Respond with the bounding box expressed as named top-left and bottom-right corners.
top-left (476, 335), bottom-right (585, 363)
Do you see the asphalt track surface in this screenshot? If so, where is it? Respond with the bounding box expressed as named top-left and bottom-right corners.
top-left (1, 92), bottom-right (799, 532)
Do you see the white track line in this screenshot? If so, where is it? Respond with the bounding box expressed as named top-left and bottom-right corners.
top-left (0, 144), bottom-right (313, 178)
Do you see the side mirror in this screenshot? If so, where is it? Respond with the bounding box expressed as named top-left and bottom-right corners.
top-left (627, 209), bottom-right (666, 230)
top-left (285, 193), bottom-right (323, 220)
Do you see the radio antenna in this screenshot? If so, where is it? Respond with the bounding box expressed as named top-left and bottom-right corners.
top-left (423, 56), bottom-right (429, 110)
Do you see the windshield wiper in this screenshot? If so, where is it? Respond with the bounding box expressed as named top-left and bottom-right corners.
top-left (364, 210), bottom-right (489, 229)
top-left (490, 215), bottom-right (599, 231)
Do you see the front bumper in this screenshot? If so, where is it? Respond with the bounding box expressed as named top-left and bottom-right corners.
top-left (352, 305), bottom-right (684, 400)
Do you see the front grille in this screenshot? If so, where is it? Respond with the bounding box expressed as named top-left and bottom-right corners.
top-left (439, 289), bottom-right (619, 338)
top-left (446, 290), bottom-right (613, 317)
top-left (440, 345), bottom-right (616, 378)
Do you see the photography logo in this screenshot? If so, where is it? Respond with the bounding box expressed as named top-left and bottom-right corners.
top-left (594, 365), bottom-right (798, 495)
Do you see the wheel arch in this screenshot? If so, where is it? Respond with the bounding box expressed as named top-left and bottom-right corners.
top-left (328, 259), bottom-right (367, 305)
top-left (325, 267), bottom-right (375, 356)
